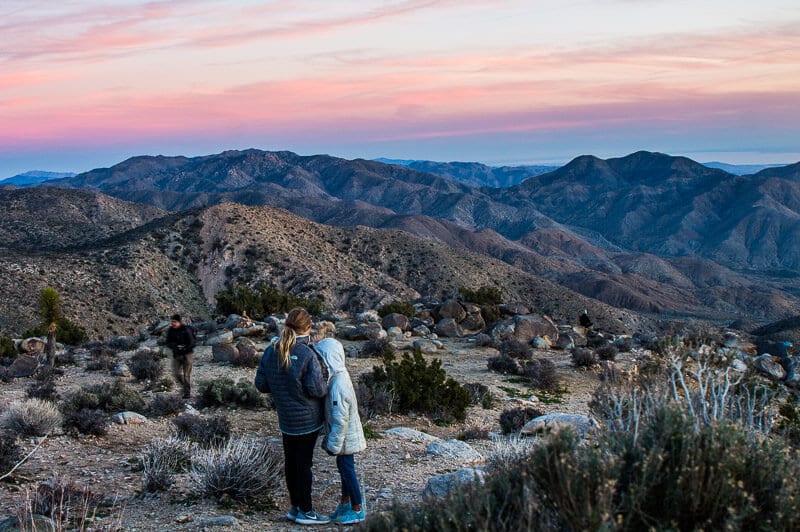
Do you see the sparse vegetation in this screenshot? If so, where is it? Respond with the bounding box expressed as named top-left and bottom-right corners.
top-left (140, 437), bottom-right (191, 492)
top-left (358, 349), bottom-right (471, 424)
top-left (20, 287), bottom-right (88, 346)
top-left (360, 337), bottom-right (395, 359)
top-left (148, 393), bottom-right (186, 418)
top-left (498, 339), bottom-right (532, 360)
top-left (499, 406), bottom-right (544, 434)
top-left (215, 284), bottom-right (324, 319)
top-left (128, 348), bottom-right (164, 381)
top-left (487, 354), bottom-right (519, 375)
top-left (189, 436), bottom-right (283, 504)
top-left (377, 301), bottom-right (415, 318)
top-left (195, 378), bottom-right (265, 409)
top-left (0, 331), bottom-right (15, 359)
top-left (459, 285), bottom-right (503, 305)
top-left (0, 430), bottom-right (22, 476)
top-left (0, 398), bottom-right (62, 437)
top-left (521, 358), bottom-right (560, 390)
top-left (172, 413), bottom-right (231, 447)
top-left (570, 347), bottom-right (597, 368)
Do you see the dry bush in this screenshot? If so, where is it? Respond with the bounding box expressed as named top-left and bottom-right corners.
top-left (498, 339), bottom-right (532, 360)
top-left (148, 393), bottom-right (186, 418)
top-left (1, 398), bottom-right (62, 437)
top-left (128, 348), bottom-right (163, 381)
top-left (189, 436), bottom-right (283, 504)
top-left (172, 413), bottom-right (231, 447)
top-left (499, 406), bottom-right (544, 434)
top-left (140, 437), bottom-right (191, 492)
top-left (521, 358), bottom-right (559, 390)
top-left (487, 354), bottom-right (519, 375)
top-left (570, 347), bottom-right (596, 368)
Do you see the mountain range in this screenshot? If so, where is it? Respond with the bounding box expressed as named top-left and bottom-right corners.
top-left (2, 148), bottom-right (799, 336)
top-left (0, 170), bottom-right (76, 186)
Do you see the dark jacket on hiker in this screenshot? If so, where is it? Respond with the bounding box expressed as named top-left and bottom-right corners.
top-left (255, 335), bottom-right (327, 435)
top-left (166, 324), bottom-right (196, 357)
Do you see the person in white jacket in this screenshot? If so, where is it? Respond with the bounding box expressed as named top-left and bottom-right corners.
top-left (315, 338), bottom-right (367, 525)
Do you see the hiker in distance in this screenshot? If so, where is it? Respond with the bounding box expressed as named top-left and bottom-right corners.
top-left (316, 337), bottom-right (367, 525)
top-left (255, 307), bottom-right (330, 525)
top-left (164, 314), bottom-right (196, 399)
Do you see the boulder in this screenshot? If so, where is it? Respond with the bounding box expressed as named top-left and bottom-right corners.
top-left (435, 301), bottom-right (467, 323)
top-left (212, 343), bottom-right (239, 363)
top-left (356, 310), bottom-right (381, 323)
top-left (223, 314), bottom-right (245, 329)
top-left (531, 336), bottom-right (551, 349)
top-left (423, 467), bottom-right (487, 499)
top-left (411, 325), bottom-right (431, 337)
top-left (205, 330), bottom-right (234, 346)
top-left (385, 427), bottom-right (440, 442)
top-left (413, 339), bottom-right (440, 354)
top-left (111, 411), bottom-right (148, 425)
top-left (434, 318), bottom-right (463, 338)
top-left (314, 320), bottom-right (337, 338)
top-left (499, 303), bottom-right (530, 317)
top-left (232, 325), bottom-right (266, 338)
top-left (426, 439), bottom-right (483, 463)
top-left (521, 413), bottom-right (599, 438)
top-left (381, 313), bottom-right (410, 331)
top-left (8, 355), bottom-right (38, 378)
top-left (754, 354), bottom-right (785, 381)
top-left (490, 321), bottom-right (516, 343)
top-left (554, 334), bottom-right (575, 350)
top-left (235, 338), bottom-right (258, 360)
top-left (410, 317), bottom-right (434, 329)
top-left (386, 327), bottom-right (404, 338)
top-left (19, 337), bottom-right (46, 354)
top-left (513, 315), bottom-right (558, 344)
top-left (460, 313), bottom-right (486, 332)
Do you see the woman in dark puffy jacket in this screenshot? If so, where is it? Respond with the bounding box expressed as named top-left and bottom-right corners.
top-left (255, 307), bottom-right (329, 525)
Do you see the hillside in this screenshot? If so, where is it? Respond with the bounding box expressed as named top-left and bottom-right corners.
top-left (0, 194), bottom-right (638, 337)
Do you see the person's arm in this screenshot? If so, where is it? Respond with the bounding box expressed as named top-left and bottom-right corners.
top-left (254, 346), bottom-right (273, 393)
top-left (324, 383), bottom-right (349, 455)
top-left (302, 350), bottom-right (328, 398)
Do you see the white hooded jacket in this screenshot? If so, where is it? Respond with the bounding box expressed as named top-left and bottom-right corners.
top-left (315, 338), bottom-right (367, 455)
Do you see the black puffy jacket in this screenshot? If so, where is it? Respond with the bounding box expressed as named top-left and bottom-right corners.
top-left (255, 336), bottom-right (327, 435)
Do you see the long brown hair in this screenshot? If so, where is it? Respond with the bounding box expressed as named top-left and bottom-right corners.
top-left (277, 307), bottom-right (312, 368)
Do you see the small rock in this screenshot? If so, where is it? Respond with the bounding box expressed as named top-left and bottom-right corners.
top-left (423, 467), bottom-right (487, 499)
top-left (110, 362), bottom-right (131, 377)
top-left (112, 412), bottom-right (148, 425)
top-left (175, 514), bottom-right (194, 524)
top-left (426, 439), bottom-right (483, 463)
top-left (413, 339), bottom-right (439, 354)
top-left (205, 330), bottom-right (234, 346)
top-left (385, 427), bottom-right (440, 443)
top-left (198, 515), bottom-right (239, 528)
top-left (521, 413), bottom-right (598, 438)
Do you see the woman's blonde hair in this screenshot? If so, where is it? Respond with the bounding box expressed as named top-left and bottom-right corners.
top-left (277, 307), bottom-right (312, 368)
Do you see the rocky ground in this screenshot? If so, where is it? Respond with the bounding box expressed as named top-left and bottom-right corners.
top-left (0, 333), bottom-right (622, 531)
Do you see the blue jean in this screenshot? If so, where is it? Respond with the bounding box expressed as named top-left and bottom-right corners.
top-left (336, 454), bottom-right (362, 506)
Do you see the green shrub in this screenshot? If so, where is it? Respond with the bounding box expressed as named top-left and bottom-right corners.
top-left (459, 285), bottom-right (503, 305)
top-left (215, 284), bottom-right (324, 319)
top-left (22, 319), bottom-right (88, 347)
top-left (377, 301), bottom-right (415, 318)
top-left (481, 305), bottom-right (501, 325)
top-left (463, 382), bottom-right (495, 409)
top-left (62, 379), bottom-right (146, 415)
top-left (360, 350), bottom-right (470, 424)
top-left (0, 332), bottom-right (16, 359)
top-left (195, 378), bottom-right (266, 409)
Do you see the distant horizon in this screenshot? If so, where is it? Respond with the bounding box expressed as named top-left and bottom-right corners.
top-left (2, 1), bottom-right (798, 179)
top-left (2, 147), bottom-right (795, 181)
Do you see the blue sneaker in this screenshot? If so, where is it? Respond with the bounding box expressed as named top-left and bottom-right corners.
top-left (336, 508), bottom-right (366, 525)
top-left (286, 506), bottom-right (299, 521)
top-left (329, 501), bottom-right (352, 520)
top-left (295, 509), bottom-right (331, 525)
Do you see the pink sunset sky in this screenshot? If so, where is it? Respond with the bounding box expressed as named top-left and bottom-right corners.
top-left (1, 0), bottom-right (799, 177)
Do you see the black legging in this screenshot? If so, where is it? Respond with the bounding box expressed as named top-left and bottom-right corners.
top-left (282, 430), bottom-right (320, 512)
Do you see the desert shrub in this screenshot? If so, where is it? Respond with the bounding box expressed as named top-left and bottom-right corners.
top-left (0, 331), bottom-right (15, 359)
top-left (776, 397), bottom-right (800, 447)
top-left (356, 377), bottom-right (394, 420)
top-left (615, 336), bottom-right (633, 353)
top-left (377, 301), bottom-right (415, 318)
top-left (149, 393), bottom-right (186, 417)
top-left (498, 339), bottom-right (532, 360)
top-left (0, 430), bottom-right (22, 476)
top-left (487, 354), bottom-right (519, 375)
top-left (459, 285), bottom-right (503, 305)
top-left (85, 343), bottom-right (117, 372)
top-left (457, 424), bottom-right (490, 441)
top-left (172, 413), bottom-right (231, 447)
top-left (499, 406), bottom-right (544, 434)
top-left (189, 436), bottom-right (283, 504)
top-left (107, 336), bottom-right (139, 351)
top-left (595, 344), bottom-right (618, 361)
top-left (0, 398), bottom-right (62, 437)
top-left (521, 358), bottom-right (559, 390)
top-left (487, 434), bottom-right (538, 471)
top-left (95, 379), bottom-right (146, 413)
top-left (140, 437), bottom-right (191, 492)
top-left (15, 476), bottom-right (105, 531)
top-left (62, 408), bottom-right (108, 436)
top-left (598, 361), bottom-right (619, 384)
top-left (195, 378), bottom-right (265, 409)
top-left (359, 350), bottom-right (471, 424)
top-left (570, 347), bottom-right (597, 368)
top-left (128, 348), bottom-right (163, 381)
top-left (360, 337), bottom-right (394, 359)
top-left (216, 284), bottom-right (324, 319)
top-left (463, 382), bottom-right (495, 409)
top-left (26, 368), bottom-right (59, 402)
